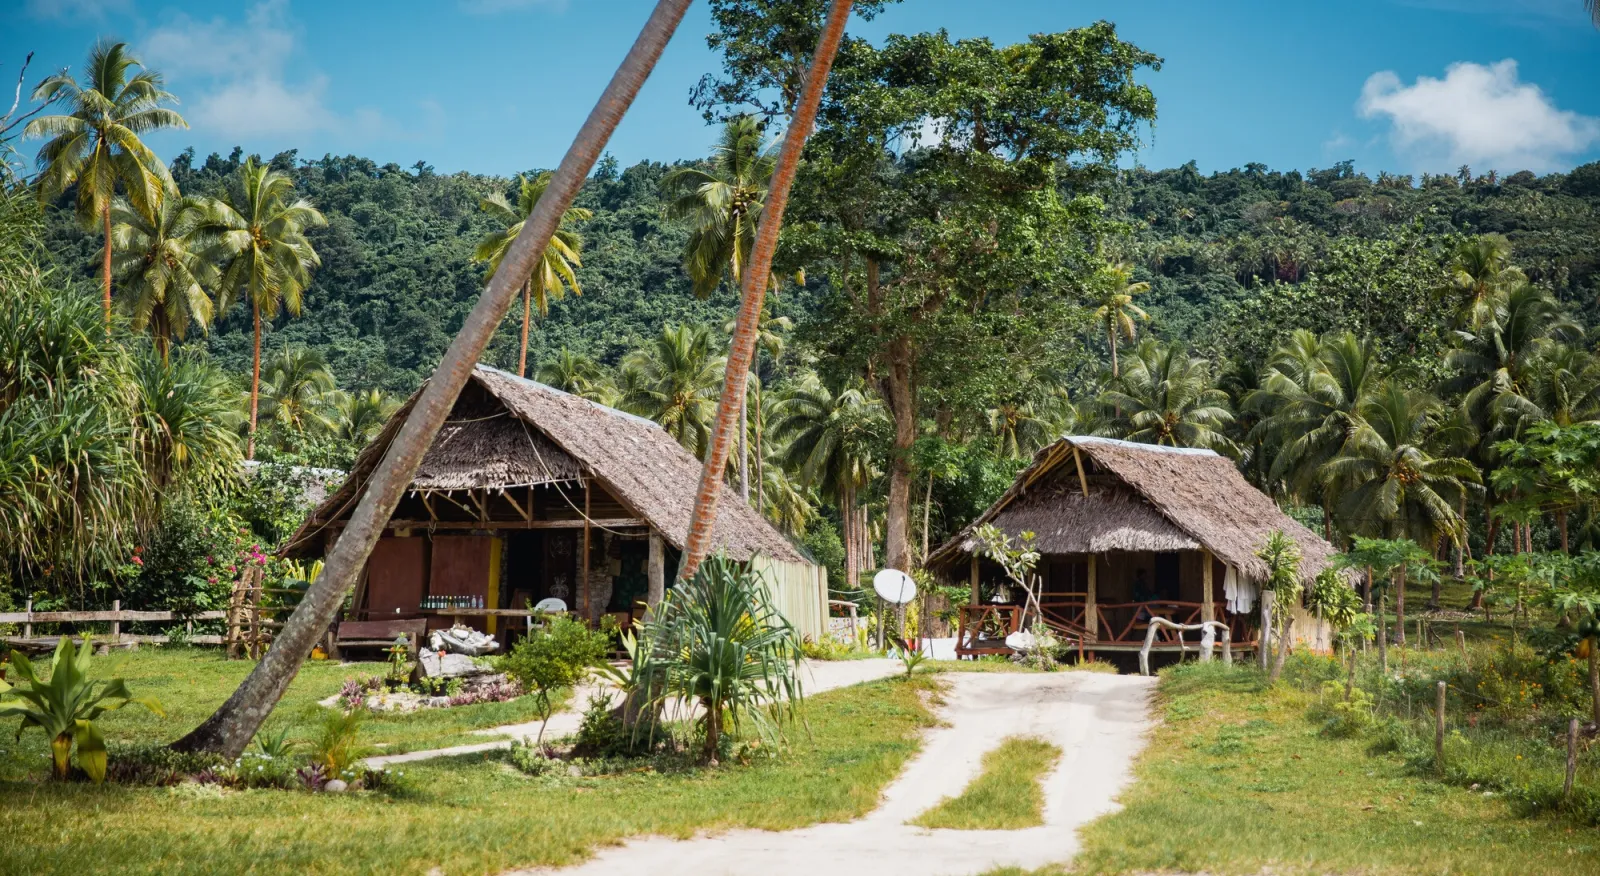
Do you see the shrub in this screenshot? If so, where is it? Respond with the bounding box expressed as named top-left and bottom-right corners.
top-left (502, 616), bottom-right (612, 742)
top-left (572, 693), bottom-right (643, 758)
top-left (1311, 680), bottom-right (1376, 738)
top-left (0, 637), bottom-right (163, 781)
top-left (800, 635), bottom-right (853, 661)
top-left (311, 707), bottom-right (369, 778)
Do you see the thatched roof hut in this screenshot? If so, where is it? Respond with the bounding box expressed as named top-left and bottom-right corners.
top-left (928, 435), bottom-right (1340, 582)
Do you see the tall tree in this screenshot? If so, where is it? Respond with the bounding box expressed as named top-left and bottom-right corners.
top-left (25, 40), bottom-right (187, 331)
top-left (474, 172), bottom-right (590, 377)
top-left (619, 324), bottom-right (726, 456)
top-left (1441, 234), bottom-right (1523, 330)
top-left (110, 186), bottom-right (213, 361)
top-left (1092, 261), bottom-right (1150, 380)
top-left (721, 303), bottom-right (791, 502)
top-left (535, 347), bottom-right (616, 404)
top-left (258, 346), bottom-right (336, 442)
top-left (197, 157), bottom-right (326, 460)
top-left (329, 388), bottom-right (395, 446)
top-left (1442, 282), bottom-right (1582, 446)
top-left (1101, 339), bottom-right (1236, 451)
top-left (663, 115), bottom-right (777, 299)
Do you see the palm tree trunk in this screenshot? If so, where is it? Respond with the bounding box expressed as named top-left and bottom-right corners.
top-left (679, 0), bottom-right (852, 581)
top-left (842, 485), bottom-right (857, 595)
top-left (102, 202), bottom-right (113, 335)
top-left (246, 307), bottom-right (262, 461)
top-left (1472, 504), bottom-right (1495, 611)
top-left (738, 387), bottom-right (750, 501)
top-left (1109, 325), bottom-right (1119, 418)
top-left (518, 280), bottom-right (531, 377)
top-left (1394, 564), bottom-right (1407, 646)
top-left (1590, 641), bottom-right (1599, 728)
top-left (169, 0), bottom-right (692, 758)
top-left (921, 469), bottom-right (933, 566)
top-left (754, 385), bottom-right (765, 513)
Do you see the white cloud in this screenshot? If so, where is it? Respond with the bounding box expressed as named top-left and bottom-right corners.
top-left (143, 0), bottom-right (381, 141)
top-left (1358, 60), bottom-right (1600, 172)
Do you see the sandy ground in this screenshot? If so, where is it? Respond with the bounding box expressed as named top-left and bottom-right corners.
top-left (510, 670), bottom-right (1156, 876)
top-left (364, 658), bottom-right (901, 769)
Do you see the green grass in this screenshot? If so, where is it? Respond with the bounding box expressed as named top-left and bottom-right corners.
top-left (0, 645), bottom-right (566, 782)
top-left (0, 673), bottom-right (940, 876)
top-left (911, 736), bottom-right (1061, 830)
top-left (1065, 661), bottom-right (1597, 876)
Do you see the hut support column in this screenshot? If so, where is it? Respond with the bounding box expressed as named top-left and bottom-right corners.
top-left (1086, 554), bottom-right (1099, 640)
top-left (647, 530), bottom-right (665, 618)
top-left (1201, 549), bottom-right (1215, 623)
top-left (581, 481), bottom-right (592, 623)
top-left (969, 556), bottom-right (979, 605)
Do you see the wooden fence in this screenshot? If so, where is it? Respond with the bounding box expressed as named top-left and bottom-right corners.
top-left (1, 599), bottom-right (230, 649)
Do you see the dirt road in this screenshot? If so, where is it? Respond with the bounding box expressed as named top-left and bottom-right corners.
top-left (513, 670), bottom-right (1156, 876)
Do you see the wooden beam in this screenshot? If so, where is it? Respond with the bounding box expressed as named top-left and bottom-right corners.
top-left (421, 493), bottom-right (437, 521)
top-left (469, 489), bottom-right (489, 523)
top-left (581, 482), bottom-right (592, 622)
top-left (1086, 554), bottom-right (1099, 640)
top-left (1200, 548), bottom-right (1215, 623)
top-left (1072, 446), bottom-right (1090, 497)
top-left (969, 555), bottom-right (980, 606)
top-left (647, 529), bottom-right (665, 619)
top-left (500, 488), bottom-right (531, 522)
top-left (377, 518), bottom-right (647, 531)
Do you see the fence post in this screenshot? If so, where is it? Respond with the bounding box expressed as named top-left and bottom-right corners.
top-left (1434, 681), bottom-right (1447, 775)
top-left (1565, 717), bottom-right (1580, 803)
top-left (1259, 590), bottom-right (1275, 672)
top-left (22, 598), bottom-right (31, 639)
top-left (1455, 628), bottom-right (1467, 658)
top-left (110, 599), bottom-right (120, 644)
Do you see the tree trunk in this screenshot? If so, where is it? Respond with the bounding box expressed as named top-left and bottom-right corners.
top-left (1394, 564), bottom-right (1407, 646)
top-left (167, 0), bottom-right (692, 757)
top-left (678, 0), bottom-right (851, 580)
top-left (738, 384), bottom-right (750, 501)
top-left (1108, 325), bottom-right (1120, 418)
top-left (921, 469), bottom-right (933, 567)
top-left (1430, 539), bottom-right (1444, 610)
top-left (1559, 509), bottom-right (1569, 554)
top-left (1471, 505), bottom-right (1495, 611)
top-left (1590, 640), bottom-right (1599, 728)
top-left (754, 384), bottom-right (764, 513)
top-left (102, 202), bottom-right (113, 335)
top-left (1270, 613), bottom-right (1294, 683)
top-left (246, 306), bottom-right (262, 461)
top-left (841, 484), bottom-right (857, 595)
top-left (518, 280), bottom-right (531, 377)
top-left (703, 698), bottom-right (721, 765)
top-left (880, 335), bottom-right (916, 573)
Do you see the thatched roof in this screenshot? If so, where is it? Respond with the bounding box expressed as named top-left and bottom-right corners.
top-left (285, 365), bottom-right (806, 564)
top-left (928, 436), bottom-right (1340, 581)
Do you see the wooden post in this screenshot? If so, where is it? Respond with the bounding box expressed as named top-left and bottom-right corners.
top-left (1456, 628), bottom-right (1468, 658)
top-left (1434, 680), bottom-right (1447, 775)
top-left (1259, 590), bottom-right (1274, 671)
top-left (1377, 594), bottom-right (1388, 674)
top-left (110, 599), bottom-right (120, 643)
top-left (969, 555), bottom-right (980, 605)
top-left (647, 530), bottom-right (665, 618)
top-left (1565, 717), bottom-right (1580, 802)
top-left (1086, 554), bottom-right (1099, 640)
top-left (1200, 549), bottom-right (1215, 623)
top-left (22, 598), bottom-right (31, 639)
top-left (581, 480), bottom-right (592, 624)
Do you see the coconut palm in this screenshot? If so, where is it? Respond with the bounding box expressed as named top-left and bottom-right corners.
top-left (618, 324), bottom-right (726, 456)
top-left (1524, 343), bottom-right (1600, 428)
top-left (1441, 235), bottom-right (1524, 330)
top-left (760, 460), bottom-right (816, 537)
top-left (662, 115), bottom-right (777, 299)
top-left (109, 186), bottom-right (214, 361)
top-left (1442, 282), bottom-right (1582, 445)
top-left (770, 374), bottom-right (885, 590)
top-left (535, 347), bottom-right (616, 404)
top-left (257, 346), bottom-right (336, 442)
top-left (988, 381), bottom-right (1077, 460)
top-left (25, 41), bottom-right (188, 332)
top-left (196, 158), bottom-right (325, 460)
top-left (329, 388), bottom-right (396, 446)
top-left (474, 172), bottom-right (591, 377)
top-left (1321, 382), bottom-right (1480, 641)
top-left (722, 304), bottom-right (791, 501)
top-left (1101, 339), bottom-right (1236, 452)
top-left (1092, 261), bottom-right (1151, 380)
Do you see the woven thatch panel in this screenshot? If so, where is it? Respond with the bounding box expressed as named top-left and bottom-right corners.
top-left (929, 435), bottom-right (1341, 582)
top-left (963, 483), bottom-right (1200, 555)
top-left (411, 414), bottom-right (581, 491)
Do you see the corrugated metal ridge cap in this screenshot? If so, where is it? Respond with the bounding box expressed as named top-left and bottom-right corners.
top-left (475, 363), bottom-right (663, 430)
top-left (1066, 435), bottom-right (1221, 457)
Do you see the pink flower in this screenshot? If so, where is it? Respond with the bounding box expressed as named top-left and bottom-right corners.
top-left (207, 576), bottom-right (218, 585)
top-left (131, 556), bottom-right (143, 566)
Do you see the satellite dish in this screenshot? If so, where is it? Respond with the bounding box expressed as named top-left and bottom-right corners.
top-left (533, 597), bottom-right (568, 614)
top-left (872, 569), bottom-right (918, 605)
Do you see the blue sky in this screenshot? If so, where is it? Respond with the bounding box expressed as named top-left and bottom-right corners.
top-left (7, 0), bottom-right (1599, 177)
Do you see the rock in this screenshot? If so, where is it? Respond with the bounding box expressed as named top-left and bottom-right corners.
top-left (437, 653), bottom-right (490, 678)
top-left (418, 648), bottom-right (442, 678)
top-left (324, 779), bottom-right (348, 793)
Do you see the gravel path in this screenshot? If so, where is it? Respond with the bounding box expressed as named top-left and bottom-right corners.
top-left (364, 658), bottom-right (901, 769)
top-left (509, 671), bottom-right (1156, 876)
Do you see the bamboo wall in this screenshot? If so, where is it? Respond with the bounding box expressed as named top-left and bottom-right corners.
top-left (750, 556), bottom-right (828, 641)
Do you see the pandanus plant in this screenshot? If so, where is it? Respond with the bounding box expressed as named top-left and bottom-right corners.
top-left (0, 638), bottom-right (163, 782)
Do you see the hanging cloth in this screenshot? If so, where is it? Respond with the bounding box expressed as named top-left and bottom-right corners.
top-left (1223, 564), bottom-right (1257, 614)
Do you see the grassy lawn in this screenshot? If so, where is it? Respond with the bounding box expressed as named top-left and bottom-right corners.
top-left (912, 736), bottom-right (1060, 830)
top-left (1064, 661), bottom-right (1597, 876)
top-left (0, 645), bottom-right (565, 782)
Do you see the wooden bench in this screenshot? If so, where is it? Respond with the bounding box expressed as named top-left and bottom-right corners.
top-left (332, 618), bottom-right (428, 660)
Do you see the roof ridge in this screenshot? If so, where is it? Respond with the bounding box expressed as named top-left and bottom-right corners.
top-left (475, 363), bottom-right (662, 429)
top-left (1065, 435), bottom-right (1220, 457)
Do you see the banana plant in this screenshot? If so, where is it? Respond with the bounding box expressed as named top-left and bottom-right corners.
top-left (0, 638), bottom-right (164, 782)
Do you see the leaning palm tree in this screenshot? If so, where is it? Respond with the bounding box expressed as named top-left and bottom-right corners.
top-left (662, 115), bottom-right (777, 299)
top-left (618, 324), bottom-right (726, 456)
top-left (196, 158), bottom-right (326, 460)
top-left (474, 172), bottom-right (591, 377)
top-left (1440, 235), bottom-right (1524, 330)
top-left (1322, 381), bottom-right (1480, 642)
top-left (1092, 261), bottom-right (1151, 380)
top-left (257, 346), bottom-right (336, 442)
top-left (110, 186), bottom-right (214, 361)
top-left (1101, 339), bottom-right (1236, 452)
top-left (26, 40), bottom-right (187, 331)
top-left (770, 373), bottom-right (884, 590)
top-left (535, 347), bottom-right (616, 404)
top-left (328, 388), bottom-right (396, 446)
top-left (721, 303), bottom-right (791, 501)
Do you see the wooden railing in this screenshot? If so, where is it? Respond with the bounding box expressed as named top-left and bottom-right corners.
top-left (954, 604), bottom-right (1022, 657)
top-left (1, 600), bottom-right (230, 648)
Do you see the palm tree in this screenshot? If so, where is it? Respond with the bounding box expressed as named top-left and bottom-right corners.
top-left (1092, 261), bottom-right (1151, 380)
top-left (770, 374), bottom-right (884, 591)
top-left (534, 347), bottom-right (615, 404)
top-left (1525, 343), bottom-right (1600, 427)
top-left (196, 158), bottom-right (326, 460)
top-left (760, 460), bottom-right (816, 538)
top-left (1589, 0), bottom-right (1600, 27)
top-left (26, 41), bottom-right (188, 332)
top-left (258, 346), bottom-right (336, 443)
top-left (1441, 235), bottom-right (1524, 330)
top-left (129, 345), bottom-right (240, 491)
top-left (988, 380), bottom-right (1076, 460)
top-left (1101, 340), bottom-right (1236, 452)
top-left (662, 115), bottom-right (776, 299)
top-left (110, 186), bottom-right (214, 361)
top-left (1442, 282), bottom-right (1581, 445)
top-left (474, 172), bottom-right (591, 378)
top-left (1322, 382), bottom-right (1480, 641)
top-left (618, 324), bottom-right (726, 456)
top-left (329, 388), bottom-right (396, 446)
top-left (722, 304), bottom-right (791, 501)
